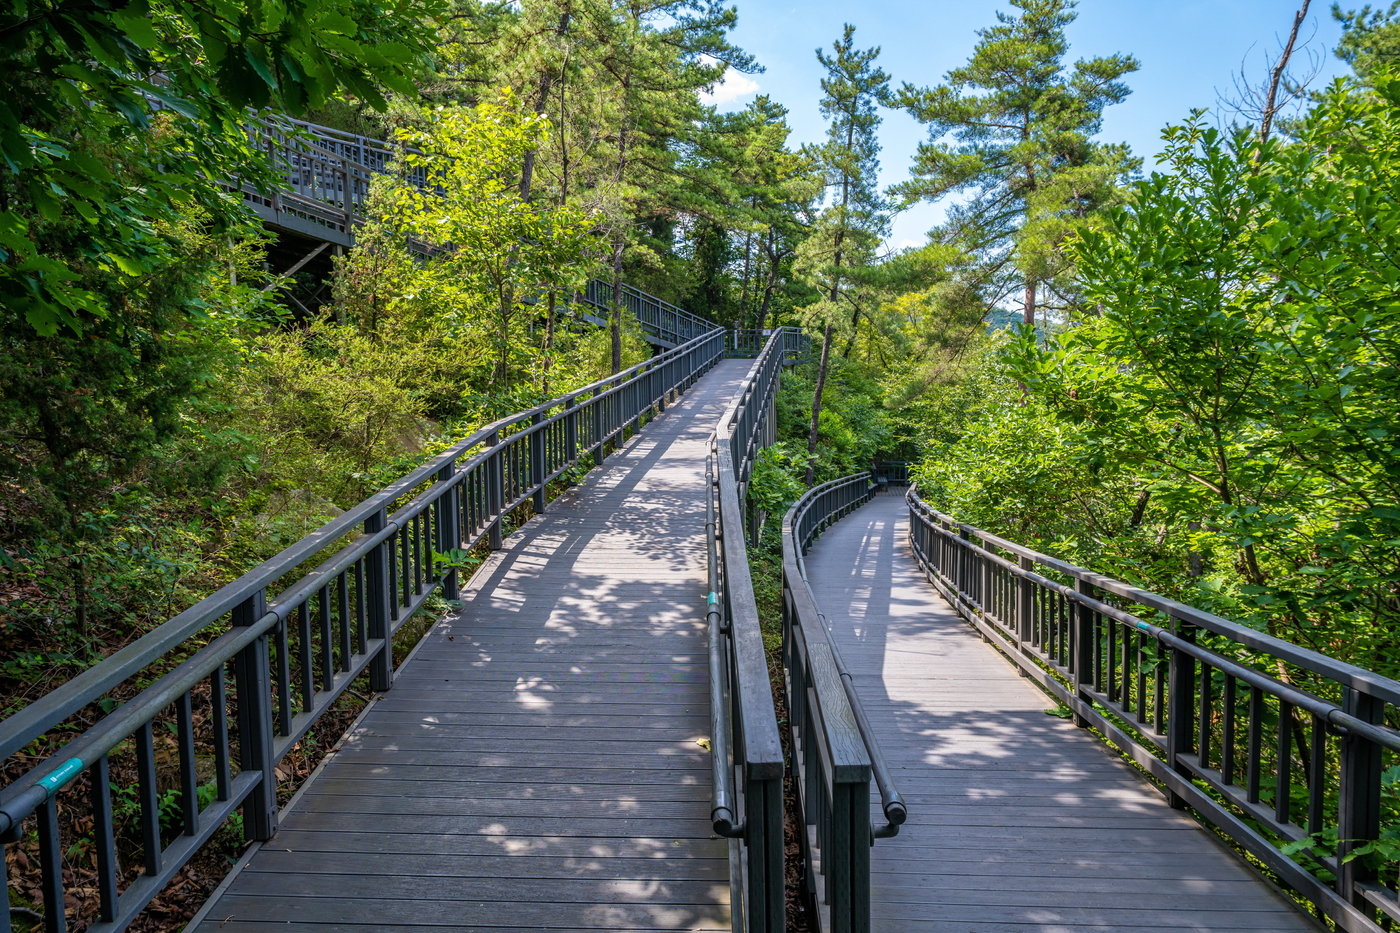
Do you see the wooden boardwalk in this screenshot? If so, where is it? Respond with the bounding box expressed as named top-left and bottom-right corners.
top-left (189, 360), bottom-right (754, 933)
top-left (803, 493), bottom-right (1320, 933)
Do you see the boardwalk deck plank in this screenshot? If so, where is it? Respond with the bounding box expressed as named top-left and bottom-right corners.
top-left (188, 360), bottom-right (751, 933)
top-left (802, 493), bottom-right (1320, 933)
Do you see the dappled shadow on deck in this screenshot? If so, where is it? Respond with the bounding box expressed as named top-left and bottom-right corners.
top-left (187, 361), bottom-right (752, 933)
top-left (804, 494), bottom-right (1320, 933)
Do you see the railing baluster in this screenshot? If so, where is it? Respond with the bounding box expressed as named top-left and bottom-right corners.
top-left (297, 602), bottom-right (315, 710)
top-left (487, 432), bottom-right (504, 549)
top-left (337, 570), bottom-right (352, 672)
top-left (176, 691), bottom-right (198, 836)
top-left (1338, 689), bottom-right (1385, 904)
top-left (1221, 674), bottom-right (1237, 784)
top-left (1247, 686), bottom-right (1264, 803)
top-left (1167, 624), bottom-right (1197, 810)
top-left (38, 796), bottom-right (65, 933)
top-left (136, 723), bottom-right (161, 876)
top-left (531, 413), bottom-right (547, 513)
top-left (233, 590), bottom-right (277, 840)
top-left (212, 669), bottom-right (231, 801)
top-left (90, 755), bottom-right (118, 923)
top-left (275, 613), bottom-right (292, 736)
top-left (1198, 662), bottom-right (1213, 770)
top-left (354, 560), bottom-right (368, 655)
top-left (1308, 715), bottom-right (1325, 835)
top-left (436, 459), bottom-right (460, 599)
top-left (365, 507), bottom-right (393, 692)
top-left (318, 586), bottom-right (334, 689)
top-left (1276, 700), bottom-right (1294, 824)
top-left (1073, 579), bottom-right (1097, 728)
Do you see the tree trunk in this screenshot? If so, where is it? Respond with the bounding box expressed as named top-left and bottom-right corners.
top-left (805, 322), bottom-right (835, 486)
top-left (1259, 0), bottom-right (1312, 145)
top-left (1023, 278), bottom-right (1037, 329)
top-left (610, 237), bottom-right (625, 373)
top-left (520, 10), bottom-right (573, 201)
top-left (541, 291), bottom-right (558, 395)
top-left (755, 228), bottom-right (778, 334)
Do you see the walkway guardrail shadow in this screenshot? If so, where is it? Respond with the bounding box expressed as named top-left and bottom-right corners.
top-left (705, 327), bottom-right (802, 933)
top-left (0, 330), bottom-right (726, 933)
top-left (906, 485), bottom-right (1400, 933)
top-left (782, 474), bottom-right (906, 933)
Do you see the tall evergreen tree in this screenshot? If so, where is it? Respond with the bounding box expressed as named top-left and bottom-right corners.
top-left (890, 0), bottom-right (1138, 327)
top-left (589, 1), bottom-right (755, 370)
top-left (727, 96), bottom-right (821, 333)
top-left (797, 24), bottom-right (889, 484)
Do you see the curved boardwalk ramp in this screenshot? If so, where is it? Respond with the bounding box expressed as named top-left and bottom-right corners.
top-left (188, 360), bottom-right (753, 933)
top-left (803, 493), bottom-right (1319, 933)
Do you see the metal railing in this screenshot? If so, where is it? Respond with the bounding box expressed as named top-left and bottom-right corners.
top-left (705, 327), bottom-right (803, 933)
top-left (782, 474), bottom-right (906, 933)
top-left (577, 279), bottom-right (714, 348)
top-left (868, 460), bottom-right (908, 488)
top-left (906, 486), bottom-right (1400, 932)
top-left (0, 330), bottom-right (727, 933)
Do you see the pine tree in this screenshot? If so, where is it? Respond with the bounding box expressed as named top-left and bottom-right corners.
top-left (797, 25), bottom-right (889, 484)
top-left (890, 0), bottom-right (1138, 327)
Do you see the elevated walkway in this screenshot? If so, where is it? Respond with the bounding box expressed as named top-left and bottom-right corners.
top-left (802, 493), bottom-right (1318, 932)
top-left (187, 360), bottom-right (753, 932)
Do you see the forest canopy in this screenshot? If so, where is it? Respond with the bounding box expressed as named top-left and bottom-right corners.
top-left (1, 0), bottom-right (1398, 714)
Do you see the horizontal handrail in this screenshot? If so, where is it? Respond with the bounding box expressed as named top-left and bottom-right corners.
top-left (782, 473), bottom-right (905, 933)
top-left (0, 328), bottom-right (727, 933)
top-left (787, 474), bottom-right (908, 832)
top-left (704, 327), bottom-right (801, 933)
top-left (906, 485), bottom-right (1400, 932)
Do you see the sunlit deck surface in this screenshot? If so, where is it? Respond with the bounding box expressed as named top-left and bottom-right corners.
top-left (803, 493), bottom-right (1320, 933)
top-left (188, 361), bottom-right (755, 932)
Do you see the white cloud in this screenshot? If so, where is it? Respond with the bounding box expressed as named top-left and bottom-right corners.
top-left (698, 55), bottom-right (760, 108)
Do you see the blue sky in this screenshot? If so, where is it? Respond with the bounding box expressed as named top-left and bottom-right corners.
top-left (701, 1), bottom-right (1353, 250)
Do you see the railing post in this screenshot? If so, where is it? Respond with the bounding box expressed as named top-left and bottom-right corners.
top-left (1337, 689), bottom-right (1385, 905)
top-left (530, 412), bottom-right (547, 514)
top-left (593, 395), bottom-right (607, 460)
top-left (486, 431), bottom-right (504, 550)
top-left (1166, 623), bottom-right (1197, 810)
top-left (232, 590), bottom-right (277, 841)
top-left (364, 507), bottom-right (393, 692)
top-left (435, 459), bottom-right (461, 600)
top-left (1072, 579), bottom-right (1098, 728)
top-left (747, 771), bottom-right (784, 933)
top-left (564, 398), bottom-right (579, 464)
top-left (957, 527), bottom-right (971, 609)
top-left (1, 826), bottom-right (15, 933)
top-left (1018, 555), bottom-right (1035, 646)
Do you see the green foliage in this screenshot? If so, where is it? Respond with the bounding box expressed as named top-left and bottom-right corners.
top-left (778, 358), bottom-right (895, 483)
top-left (748, 445), bottom-right (810, 518)
top-left (1335, 2), bottom-right (1400, 80)
top-left (222, 324), bottom-right (429, 507)
top-left (1, 0), bottom-right (440, 336)
top-left (380, 96), bottom-right (594, 387)
top-left (915, 70), bottom-right (1400, 667)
